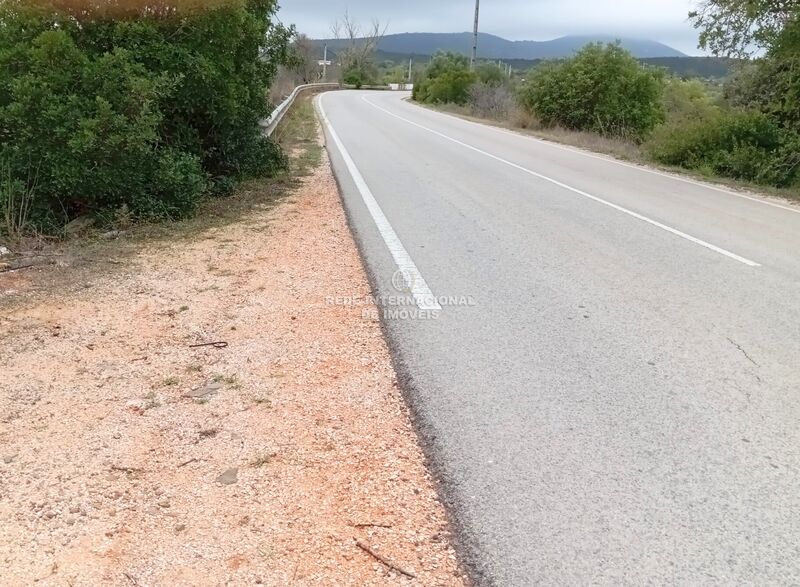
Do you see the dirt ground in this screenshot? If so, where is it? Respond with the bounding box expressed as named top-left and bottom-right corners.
top-left (0, 112), bottom-right (467, 586)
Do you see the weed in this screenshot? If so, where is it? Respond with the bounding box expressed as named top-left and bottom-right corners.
top-left (251, 454), bottom-right (272, 468)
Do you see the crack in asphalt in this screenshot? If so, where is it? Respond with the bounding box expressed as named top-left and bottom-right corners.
top-left (727, 337), bottom-right (760, 367)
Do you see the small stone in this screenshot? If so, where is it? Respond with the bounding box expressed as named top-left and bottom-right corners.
top-left (174, 523), bottom-right (187, 533)
top-left (158, 499), bottom-right (171, 508)
top-left (126, 399), bottom-right (147, 412)
top-left (185, 383), bottom-right (223, 399)
top-left (216, 468), bottom-right (238, 485)
top-left (3, 454), bottom-right (17, 464)
top-left (64, 215), bottom-right (95, 236)
top-left (0, 246), bottom-right (10, 256)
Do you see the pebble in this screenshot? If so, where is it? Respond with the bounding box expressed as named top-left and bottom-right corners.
top-left (3, 454), bottom-right (17, 464)
top-left (186, 383), bottom-right (223, 399)
top-left (216, 468), bottom-right (238, 485)
top-left (158, 499), bottom-right (171, 508)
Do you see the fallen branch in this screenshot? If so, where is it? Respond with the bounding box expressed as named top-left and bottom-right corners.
top-left (354, 538), bottom-right (416, 579)
top-left (0, 256), bottom-right (56, 273)
top-left (352, 522), bottom-right (393, 529)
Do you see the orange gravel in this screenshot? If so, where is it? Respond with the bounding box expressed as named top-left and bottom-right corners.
top-left (0, 145), bottom-right (467, 585)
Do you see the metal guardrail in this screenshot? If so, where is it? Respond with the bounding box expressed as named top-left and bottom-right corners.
top-left (262, 83), bottom-right (339, 136)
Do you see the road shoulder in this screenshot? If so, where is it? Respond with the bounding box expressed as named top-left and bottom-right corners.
top-left (0, 101), bottom-right (467, 586)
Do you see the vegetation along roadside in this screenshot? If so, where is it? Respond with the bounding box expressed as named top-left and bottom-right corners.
top-left (0, 0), bottom-right (293, 245)
top-left (411, 1), bottom-right (800, 201)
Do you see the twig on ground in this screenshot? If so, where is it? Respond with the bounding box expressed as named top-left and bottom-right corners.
top-left (352, 522), bottom-right (393, 529)
top-left (123, 572), bottom-right (140, 586)
top-left (111, 465), bottom-right (144, 474)
top-left (354, 538), bottom-right (416, 579)
top-left (178, 458), bottom-right (198, 468)
top-left (0, 256), bottom-right (56, 273)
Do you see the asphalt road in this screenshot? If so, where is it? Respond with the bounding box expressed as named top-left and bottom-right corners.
top-left (317, 90), bottom-right (800, 586)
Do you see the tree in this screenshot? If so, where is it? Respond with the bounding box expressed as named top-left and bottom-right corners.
top-left (690, 0), bottom-right (799, 57)
top-left (518, 43), bottom-right (665, 140)
top-left (286, 34), bottom-right (320, 84)
top-left (330, 11), bottom-right (384, 86)
top-left (412, 52), bottom-right (477, 105)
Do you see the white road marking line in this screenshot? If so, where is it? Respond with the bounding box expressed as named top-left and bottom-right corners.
top-left (403, 96), bottom-right (800, 216)
top-left (363, 96), bottom-right (762, 268)
top-left (317, 95), bottom-right (442, 311)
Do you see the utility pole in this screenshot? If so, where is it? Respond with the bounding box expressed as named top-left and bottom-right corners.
top-left (470, 0), bottom-right (480, 70)
top-left (408, 58), bottom-right (413, 82)
top-left (322, 45), bottom-right (328, 82)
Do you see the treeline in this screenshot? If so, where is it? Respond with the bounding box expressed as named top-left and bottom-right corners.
top-left (0, 0), bottom-right (292, 235)
top-left (413, 3), bottom-right (800, 192)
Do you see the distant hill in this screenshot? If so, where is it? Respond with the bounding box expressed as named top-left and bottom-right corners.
top-left (372, 51), bottom-right (737, 79)
top-left (317, 32), bottom-right (687, 60)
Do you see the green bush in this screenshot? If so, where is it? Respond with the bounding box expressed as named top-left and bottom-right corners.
top-left (662, 78), bottom-right (720, 124)
top-left (518, 43), bottom-right (665, 140)
top-left (647, 109), bottom-right (800, 187)
top-left (413, 52), bottom-right (477, 105)
top-left (343, 69), bottom-right (365, 89)
top-left (0, 0), bottom-right (290, 234)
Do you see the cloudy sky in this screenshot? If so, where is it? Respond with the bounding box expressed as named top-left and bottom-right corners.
top-left (277, 0), bottom-right (706, 55)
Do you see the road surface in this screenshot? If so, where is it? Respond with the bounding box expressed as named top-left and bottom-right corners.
top-left (317, 90), bottom-right (800, 586)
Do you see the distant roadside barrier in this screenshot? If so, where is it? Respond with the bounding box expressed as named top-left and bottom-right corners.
top-left (262, 83), bottom-right (340, 136)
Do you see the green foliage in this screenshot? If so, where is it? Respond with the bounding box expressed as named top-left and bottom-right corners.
top-left (475, 63), bottom-right (506, 87)
top-left (0, 0), bottom-right (290, 234)
top-left (691, 0), bottom-right (797, 57)
top-left (647, 109), bottom-right (800, 187)
top-left (660, 9), bottom-right (800, 190)
top-left (724, 17), bottom-right (800, 134)
top-left (662, 78), bottom-right (720, 124)
top-left (518, 43), bottom-right (665, 140)
top-left (343, 68), bottom-right (365, 89)
top-left (413, 52), bottom-right (477, 105)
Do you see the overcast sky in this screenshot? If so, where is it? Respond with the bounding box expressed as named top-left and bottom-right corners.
top-left (277, 0), bottom-right (706, 55)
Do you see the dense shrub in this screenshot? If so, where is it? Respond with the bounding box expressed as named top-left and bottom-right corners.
top-left (0, 0), bottom-right (290, 233)
top-left (647, 109), bottom-right (800, 187)
top-left (467, 83), bottom-right (516, 120)
top-left (662, 78), bottom-right (721, 124)
top-left (474, 63), bottom-right (506, 87)
top-left (413, 52), bottom-right (477, 105)
top-left (517, 43), bottom-right (665, 140)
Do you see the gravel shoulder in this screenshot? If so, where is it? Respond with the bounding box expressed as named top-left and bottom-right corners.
top-left (0, 102), bottom-right (467, 586)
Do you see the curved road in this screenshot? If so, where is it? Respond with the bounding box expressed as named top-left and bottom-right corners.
top-left (317, 90), bottom-right (800, 586)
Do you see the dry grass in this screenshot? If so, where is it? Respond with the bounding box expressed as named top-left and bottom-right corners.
top-left (427, 101), bottom-right (800, 204)
top-left (434, 102), bottom-right (644, 162)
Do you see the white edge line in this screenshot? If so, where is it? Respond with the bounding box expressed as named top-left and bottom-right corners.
top-left (363, 95), bottom-right (761, 268)
top-left (407, 97), bottom-right (800, 216)
top-left (317, 94), bottom-right (442, 311)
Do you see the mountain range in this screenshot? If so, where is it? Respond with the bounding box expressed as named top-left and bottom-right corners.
top-left (317, 32), bottom-right (687, 60)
